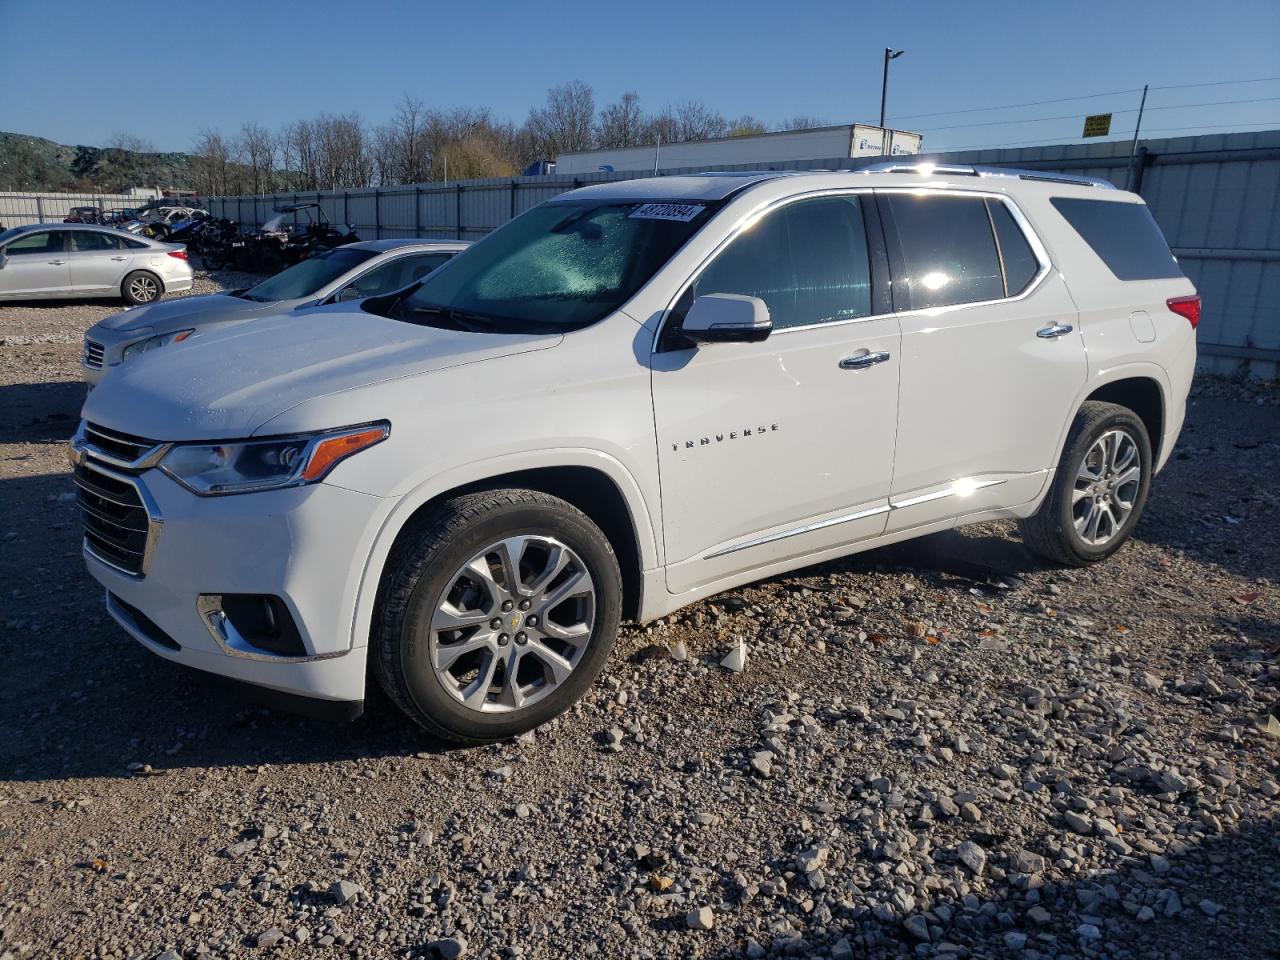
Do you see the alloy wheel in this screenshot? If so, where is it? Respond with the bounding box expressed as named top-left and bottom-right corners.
top-left (1072, 428), bottom-right (1142, 546)
top-left (129, 276), bottom-right (159, 302)
top-left (427, 535), bottom-right (596, 713)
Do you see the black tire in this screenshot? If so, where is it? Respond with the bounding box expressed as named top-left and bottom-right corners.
top-left (372, 489), bottom-right (623, 743)
top-left (1020, 401), bottom-right (1152, 566)
top-left (121, 270), bottom-right (163, 305)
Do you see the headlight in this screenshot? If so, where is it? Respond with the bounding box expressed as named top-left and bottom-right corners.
top-left (159, 422), bottom-right (389, 496)
top-left (121, 329), bottom-right (194, 361)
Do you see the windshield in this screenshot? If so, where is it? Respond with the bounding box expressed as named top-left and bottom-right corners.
top-left (388, 200), bottom-right (714, 333)
top-left (241, 247), bottom-right (377, 301)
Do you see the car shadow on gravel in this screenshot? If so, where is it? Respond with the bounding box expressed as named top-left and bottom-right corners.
top-left (0, 380), bottom-right (85, 440)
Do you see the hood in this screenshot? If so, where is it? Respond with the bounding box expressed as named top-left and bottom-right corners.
top-left (82, 307), bottom-right (560, 441)
top-left (94, 292), bottom-right (280, 333)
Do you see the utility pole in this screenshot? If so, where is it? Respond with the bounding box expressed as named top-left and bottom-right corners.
top-left (653, 132), bottom-right (661, 175)
top-left (880, 47), bottom-right (905, 131)
top-left (1126, 84), bottom-right (1149, 191)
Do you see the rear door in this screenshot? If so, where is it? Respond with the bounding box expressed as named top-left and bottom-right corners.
top-left (0, 230), bottom-right (70, 297)
top-left (67, 230), bottom-right (132, 293)
top-left (878, 190), bottom-right (1087, 530)
top-left (652, 192), bottom-right (901, 594)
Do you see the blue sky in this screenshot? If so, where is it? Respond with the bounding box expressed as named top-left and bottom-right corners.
top-left (1, 0), bottom-right (1277, 153)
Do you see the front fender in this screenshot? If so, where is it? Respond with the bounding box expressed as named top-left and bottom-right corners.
top-left (341, 446), bottom-right (661, 653)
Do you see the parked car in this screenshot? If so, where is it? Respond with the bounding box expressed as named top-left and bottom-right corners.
top-left (0, 223), bottom-right (192, 305)
top-left (231, 202), bottom-right (358, 273)
top-left (64, 206), bottom-right (108, 225)
top-left (81, 239), bottom-right (468, 384)
top-left (71, 165), bottom-right (1198, 742)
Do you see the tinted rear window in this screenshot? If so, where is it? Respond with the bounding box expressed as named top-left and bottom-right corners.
top-left (1051, 197), bottom-right (1182, 281)
top-left (885, 194), bottom-right (1004, 309)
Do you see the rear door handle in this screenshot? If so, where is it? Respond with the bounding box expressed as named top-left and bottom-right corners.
top-left (1036, 323), bottom-right (1074, 339)
top-left (839, 350), bottom-right (891, 370)
top-left (110, 256), bottom-right (128, 261)
top-left (48, 259), bottom-right (66, 265)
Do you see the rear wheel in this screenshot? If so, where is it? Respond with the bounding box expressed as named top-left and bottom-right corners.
top-left (372, 489), bottom-right (622, 743)
top-left (121, 270), bottom-right (162, 305)
top-left (1020, 401), bottom-right (1152, 566)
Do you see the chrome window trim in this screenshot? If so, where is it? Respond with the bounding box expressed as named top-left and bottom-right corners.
top-left (651, 185), bottom-right (1055, 351)
top-left (871, 187), bottom-right (1053, 317)
top-left (75, 458), bottom-right (163, 578)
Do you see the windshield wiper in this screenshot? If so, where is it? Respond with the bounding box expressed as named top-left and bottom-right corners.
top-left (404, 304), bottom-right (498, 333)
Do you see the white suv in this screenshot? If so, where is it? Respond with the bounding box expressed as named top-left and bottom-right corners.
top-left (70, 164), bottom-right (1199, 742)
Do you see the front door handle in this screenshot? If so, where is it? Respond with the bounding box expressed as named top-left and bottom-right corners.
top-left (839, 350), bottom-right (891, 370)
top-left (48, 259), bottom-right (67, 265)
top-left (110, 256), bottom-right (128, 261)
top-left (1036, 322), bottom-right (1074, 339)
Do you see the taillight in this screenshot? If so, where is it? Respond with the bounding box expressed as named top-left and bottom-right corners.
top-left (167, 249), bottom-right (188, 261)
top-left (1167, 295), bottom-right (1200, 329)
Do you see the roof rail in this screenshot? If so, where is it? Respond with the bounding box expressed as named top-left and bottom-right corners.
top-left (855, 160), bottom-right (1116, 189)
top-left (856, 161), bottom-right (979, 177)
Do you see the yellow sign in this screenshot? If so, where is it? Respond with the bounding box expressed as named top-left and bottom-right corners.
top-left (1083, 114), bottom-right (1112, 137)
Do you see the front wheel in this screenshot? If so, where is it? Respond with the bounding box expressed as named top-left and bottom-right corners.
top-left (372, 489), bottom-right (622, 743)
top-left (1020, 401), bottom-right (1152, 566)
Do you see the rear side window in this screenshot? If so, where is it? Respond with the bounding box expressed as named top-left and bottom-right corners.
top-left (1050, 197), bottom-right (1182, 281)
top-left (691, 195), bottom-right (872, 330)
top-left (884, 195), bottom-right (1004, 309)
top-left (987, 200), bottom-right (1039, 296)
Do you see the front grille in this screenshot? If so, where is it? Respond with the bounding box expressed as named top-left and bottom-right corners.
top-left (83, 339), bottom-right (105, 368)
top-left (74, 462), bottom-right (150, 575)
top-left (84, 422), bottom-right (158, 463)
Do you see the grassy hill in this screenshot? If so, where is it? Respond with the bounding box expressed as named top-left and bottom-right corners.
top-left (0, 132), bottom-right (194, 193)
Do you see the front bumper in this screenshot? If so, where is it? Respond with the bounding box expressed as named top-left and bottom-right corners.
top-left (82, 465), bottom-right (388, 704)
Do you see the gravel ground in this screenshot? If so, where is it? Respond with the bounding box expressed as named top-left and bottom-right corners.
top-left (0, 279), bottom-right (1277, 960)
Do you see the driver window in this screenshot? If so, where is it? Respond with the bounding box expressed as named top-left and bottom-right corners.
top-left (5, 231), bottom-right (61, 255)
top-left (690, 195), bottom-right (872, 331)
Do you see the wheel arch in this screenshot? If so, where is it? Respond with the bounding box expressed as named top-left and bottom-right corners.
top-left (1082, 374), bottom-right (1166, 463)
top-left (352, 452), bottom-right (659, 650)
top-left (1056, 363), bottom-right (1170, 470)
top-left (122, 268), bottom-right (165, 300)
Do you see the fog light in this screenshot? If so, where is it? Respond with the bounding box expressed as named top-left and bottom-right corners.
top-left (198, 594), bottom-right (306, 658)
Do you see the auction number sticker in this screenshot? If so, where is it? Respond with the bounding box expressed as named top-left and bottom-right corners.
top-left (628, 203), bottom-right (705, 222)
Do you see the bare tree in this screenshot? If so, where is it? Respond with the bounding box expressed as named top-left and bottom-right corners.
top-left (779, 115), bottom-right (826, 131)
top-left (190, 128), bottom-right (234, 196)
top-left (726, 115), bottom-right (767, 137)
top-left (524, 81), bottom-right (595, 158)
top-left (235, 122), bottom-right (275, 194)
top-left (648, 101), bottom-right (728, 145)
top-left (597, 92), bottom-right (644, 148)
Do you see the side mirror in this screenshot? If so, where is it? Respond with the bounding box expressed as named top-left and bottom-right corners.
top-left (681, 293), bottom-right (772, 344)
top-left (337, 285), bottom-right (362, 302)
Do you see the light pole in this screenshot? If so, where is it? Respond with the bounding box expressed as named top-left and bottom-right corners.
top-left (880, 47), bottom-right (905, 130)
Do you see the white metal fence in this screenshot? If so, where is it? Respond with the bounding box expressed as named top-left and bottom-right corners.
top-left (0, 191), bottom-right (154, 228)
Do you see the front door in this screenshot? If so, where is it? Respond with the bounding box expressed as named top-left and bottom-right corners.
top-left (0, 230), bottom-right (70, 297)
top-left (878, 191), bottom-right (1088, 530)
top-left (652, 193), bottom-right (901, 595)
